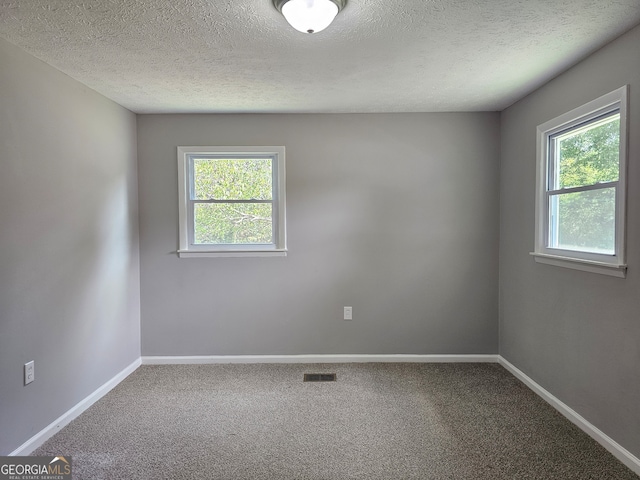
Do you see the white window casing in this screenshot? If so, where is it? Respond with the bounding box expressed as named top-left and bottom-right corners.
top-left (531, 86), bottom-right (629, 277)
top-left (177, 146), bottom-right (287, 258)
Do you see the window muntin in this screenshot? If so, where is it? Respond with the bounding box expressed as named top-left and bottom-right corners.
top-left (177, 147), bottom-right (286, 257)
top-left (533, 86), bottom-right (628, 277)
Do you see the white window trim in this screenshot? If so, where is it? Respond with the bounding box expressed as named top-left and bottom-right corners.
top-left (532, 86), bottom-right (629, 278)
top-left (177, 146), bottom-right (287, 258)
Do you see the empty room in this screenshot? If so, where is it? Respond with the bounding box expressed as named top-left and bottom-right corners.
top-left (1, 1), bottom-right (639, 479)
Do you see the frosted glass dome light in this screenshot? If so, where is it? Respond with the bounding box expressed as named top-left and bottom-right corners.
top-left (274, 0), bottom-right (346, 34)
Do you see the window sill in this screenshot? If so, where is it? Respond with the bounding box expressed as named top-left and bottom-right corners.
top-left (178, 249), bottom-right (287, 258)
top-left (530, 252), bottom-right (626, 278)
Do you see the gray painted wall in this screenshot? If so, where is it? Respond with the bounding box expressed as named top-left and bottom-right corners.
top-left (138, 113), bottom-right (500, 356)
top-left (499, 24), bottom-right (640, 458)
top-left (0, 38), bottom-right (141, 455)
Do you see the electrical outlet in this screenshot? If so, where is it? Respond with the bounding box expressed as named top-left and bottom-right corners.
top-left (344, 306), bottom-right (353, 320)
top-left (24, 361), bottom-right (34, 385)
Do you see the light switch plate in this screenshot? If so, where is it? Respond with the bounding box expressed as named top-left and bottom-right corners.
top-left (24, 361), bottom-right (34, 385)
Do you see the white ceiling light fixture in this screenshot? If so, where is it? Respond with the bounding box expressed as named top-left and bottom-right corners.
top-left (273, 0), bottom-right (346, 34)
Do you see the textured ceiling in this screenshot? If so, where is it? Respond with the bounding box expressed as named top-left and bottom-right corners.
top-left (0, 0), bottom-right (639, 113)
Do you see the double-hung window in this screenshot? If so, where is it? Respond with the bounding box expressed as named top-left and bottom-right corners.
top-left (532, 86), bottom-right (628, 277)
top-left (177, 146), bottom-right (286, 257)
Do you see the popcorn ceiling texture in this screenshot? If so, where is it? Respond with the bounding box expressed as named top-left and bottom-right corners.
top-left (0, 0), bottom-right (639, 113)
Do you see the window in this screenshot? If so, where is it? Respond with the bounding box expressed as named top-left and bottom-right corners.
top-left (177, 146), bottom-right (286, 257)
top-left (532, 86), bottom-right (628, 277)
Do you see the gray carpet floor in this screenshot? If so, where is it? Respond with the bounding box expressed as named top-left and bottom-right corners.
top-left (33, 363), bottom-right (638, 479)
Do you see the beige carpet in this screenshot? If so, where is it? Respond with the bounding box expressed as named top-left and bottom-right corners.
top-left (33, 363), bottom-right (638, 479)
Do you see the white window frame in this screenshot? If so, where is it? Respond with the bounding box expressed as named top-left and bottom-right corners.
top-left (177, 146), bottom-right (287, 258)
top-left (531, 86), bottom-right (628, 277)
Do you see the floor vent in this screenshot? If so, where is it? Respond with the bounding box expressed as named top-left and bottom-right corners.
top-left (304, 373), bottom-right (337, 382)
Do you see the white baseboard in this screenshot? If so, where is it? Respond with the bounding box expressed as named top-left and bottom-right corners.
top-left (141, 354), bottom-right (500, 365)
top-left (498, 356), bottom-right (640, 476)
top-left (9, 358), bottom-right (141, 456)
top-left (12, 353), bottom-right (637, 476)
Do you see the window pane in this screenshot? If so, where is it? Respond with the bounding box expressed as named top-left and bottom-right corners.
top-left (549, 187), bottom-right (615, 254)
top-left (194, 203), bottom-right (273, 244)
top-left (553, 114), bottom-right (619, 189)
top-left (192, 157), bottom-right (272, 200)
